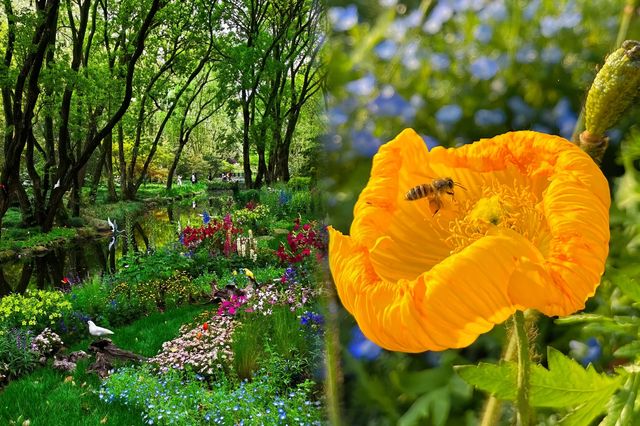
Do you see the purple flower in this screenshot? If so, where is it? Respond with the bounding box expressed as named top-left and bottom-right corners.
top-left (348, 326), bottom-right (382, 361)
top-left (435, 104), bottom-right (463, 125)
top-left (470, 57), bottom-right (499, 80)
top-left (328, 5), bottom-right (358, 32)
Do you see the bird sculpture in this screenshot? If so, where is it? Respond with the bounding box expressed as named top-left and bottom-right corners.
top-left (88, 320), bottom-right (114, 337)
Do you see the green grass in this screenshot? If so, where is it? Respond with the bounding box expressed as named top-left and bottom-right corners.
top-left (0, 226), bottom-right (77, 251)
top-left (0, 303), bottom-right (209, 425)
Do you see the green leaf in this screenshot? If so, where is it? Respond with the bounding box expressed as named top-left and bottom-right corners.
top-left (613, 272), bottom-right (640, 303)
top-left (599, 374), bottom-right (640, 426)
top-left (398, 387), bottom-right (450, 426)
top-left (555, 314), bottom-right (611, 325)
top-left (454, 362), bottom-right (517, 400)
top-left (614, 341), bottom-right (640, 359)
top-left (392, 367), bottom-right (452, 396)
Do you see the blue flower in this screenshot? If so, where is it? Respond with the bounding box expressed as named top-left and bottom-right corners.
top-left (541, 45), bottom-right (563, 64)
top-left (569, 337), bottom-right (602, 366)
top-left (474, 24), bottom-right (493, 43)
top-left (348, 325), bottom-right (382, 361)
top-left (474, 108), bottom-right (506, 127)
top-left (470, 57), bottom-right (499, 80)
top-left (522, 0), bottom-right (540, 20)
top-left (350, 130), bottom-right (382, 157)
top-left (478, 1), bottom-right (507, 21)
top-left (423, 3), bottom-right (454, 34)
top-left (327, 106), bottom-right (348, 127)
top-left (374, 40), bottom-right (397, 60)
top-left (201, 210), bottom-right (211, 225)
top-left (430, 53), bottom-right (450, 71)
top-left (328, 5), bottom-right (358, 32)
top-left (368, 88), bottom-right (415, 120)
top-left (435, 104), bottom-right (463, 125)
top-left (345, 74), bottom-right (375, 97)
top-left (515, 45), bottom-right (537, 64)
top-left (421, 135), bottom-right (439, 150)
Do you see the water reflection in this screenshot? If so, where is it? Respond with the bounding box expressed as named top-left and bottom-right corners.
top-left (0, 196), bottom-right (231, 292)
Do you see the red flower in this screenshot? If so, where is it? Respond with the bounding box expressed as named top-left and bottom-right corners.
top-left (203, 322), bottom-right (208, 331)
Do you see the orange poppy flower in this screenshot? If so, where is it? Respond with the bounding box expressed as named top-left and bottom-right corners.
top-left (328, 129), bottom-right (610, 352)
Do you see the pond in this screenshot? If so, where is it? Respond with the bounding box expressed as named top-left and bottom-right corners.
top-left (0, 194), bottom-right (233, 295)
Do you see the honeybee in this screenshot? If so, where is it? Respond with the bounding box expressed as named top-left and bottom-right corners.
top-left (404, 177), bottom-right (466, 214)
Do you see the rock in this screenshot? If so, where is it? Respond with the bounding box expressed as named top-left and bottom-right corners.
top-left (53, 358), bottom-right (77, 373)
top-left (86, 339), bottom-right (146, 378)
top-left (32, 245), bottom-right (48, 254)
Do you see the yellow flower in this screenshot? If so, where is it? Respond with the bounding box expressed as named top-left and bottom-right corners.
top-left (329, 129), bottom-right (610, 352)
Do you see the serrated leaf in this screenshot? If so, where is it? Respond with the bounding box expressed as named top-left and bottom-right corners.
top-left (560, 389), bottom-right (614, 426)
top-left (454, 362), bottom-right (517, 400)
top-left (614, 341), bottom-right (640, 359)
top-left (529, 347), bottom-right (622, 408)
top-left (398, 387), bottom-right (450, 426)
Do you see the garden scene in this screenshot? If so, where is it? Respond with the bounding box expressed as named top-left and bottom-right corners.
top-left (0, 0), bottom-right (327, 425)
top-left (323, 0), bottom-right (640, 425)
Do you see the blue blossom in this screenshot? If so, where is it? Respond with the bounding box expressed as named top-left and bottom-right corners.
top-left (401, 41), bottom-right (421, 71)
top-left (368, 87), bottom-right (415, 120)
top-left (389, 9), bottom-right (423, 38)
top-left (350, 129), bottom-right (382, 157)
top-left (474, 108), bottom-right (506, 127)
top-left (515, 44), bottom-right (537, 64)
top-left (474, 24), bottom-right (493, 43)
top-left (421, 135), bottom-right (440, 150)
top-left (470, 57), bottom-right (499, 80)
top-left (345, 74), bottom-right (376, 97)
top-left (201, 211), bottom-right (211, 225)
top-left (327, 106), bottom-right (348, 127)
top-left (328, 5), bottom-right (358, 32)
top-left (569, 337), bottom-right (602, 366)
top-left (430, 53), bottom-right (450, 71)
top-left (435, 104), bottom-right (463, 125)
top-left (374, 40), bottom-right (397, 60)
top-left (478, 1), bottom-right (507, 22)
top-left (423, 3), bottom-right (454, 34)
top-left (540, 16), bottom-right (562, 37)
top-left (348, 325), bottom-right (382, 361)
top-left (541, 45), bottom-right (563, 64)
top-left (507, 96), bottom-right (533, 117)
top-left (522, 0), bottom-right (540, 20)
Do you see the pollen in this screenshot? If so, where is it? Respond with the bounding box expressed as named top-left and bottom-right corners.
top-left (446, 180), bottom-right (551, 255)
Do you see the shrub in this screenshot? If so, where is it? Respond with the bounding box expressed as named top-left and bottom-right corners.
top-left (233, 204), bottom-right (271, 231)
top-left (275, 219), bottom-right (327, 265)
top-left (287, 176), bottom-right (312, 190)
top-left (180, 215), bottom-right (242, 257)
top-left (0, 329), bottom-right (38, 382)
top-left (235, 189), bottom-right (260, 206)
top-left (0, 290), bottom-right (72, 332)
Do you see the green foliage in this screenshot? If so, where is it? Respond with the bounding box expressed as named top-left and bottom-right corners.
top-left (0, 329), bottom-right (38, 382)
top-left (287, 176), bottom-right (312, 190)
top-left (457, 347), bottom-right (624, 424)
top-left (233, 204), bottom-right (271, 231)
top-left (236, 189), bottom-right (260, 206)
top-left (0, 227), bottom-right (77, 251)
top-left (0, 290), bottom-right (72, 331)
top-left (115, 249), bottom-right (192, 284)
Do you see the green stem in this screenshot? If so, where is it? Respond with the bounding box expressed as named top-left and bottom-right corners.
top-left (514, 311), bottom-right (531, 426)
top-left (323, 276), bottom-right (342, 426)
top-left (571, 0), bottom-right (637, 143)
top-left (479, 316), bottom-right (519, 426)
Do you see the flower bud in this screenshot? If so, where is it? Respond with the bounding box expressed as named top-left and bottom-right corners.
top-left (585, 40), bottom-right (640, 137)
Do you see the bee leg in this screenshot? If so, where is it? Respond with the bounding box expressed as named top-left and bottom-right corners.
top-left (429, 199), bottom-right (442, 216)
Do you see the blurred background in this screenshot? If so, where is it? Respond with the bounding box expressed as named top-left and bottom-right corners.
top-left (321, 1), bottom-right (640, 424)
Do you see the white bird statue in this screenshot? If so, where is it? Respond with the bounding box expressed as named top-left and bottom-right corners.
top-left (88, 320), bottom-right (114, 337)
